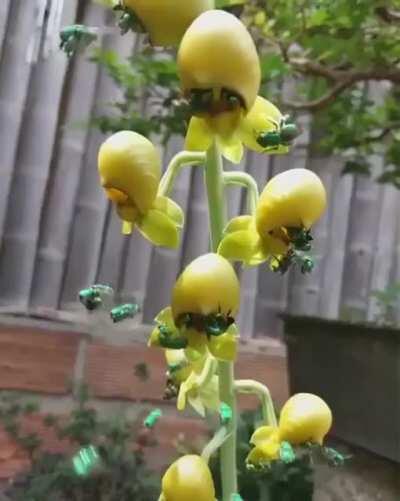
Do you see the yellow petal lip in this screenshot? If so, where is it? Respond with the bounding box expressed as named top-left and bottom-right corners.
top-left (178, 10), bottom-right (261, 111)
top-left (123, 0), bottom-right (213, 47)
top-left (104, 187), bottom-right (129, 204)
top-left (185, 116), bottom-right (213, 152)
top-left (239, 95), bottom-right (283, 153)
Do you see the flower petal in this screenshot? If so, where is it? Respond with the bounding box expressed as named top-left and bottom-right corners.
top-left (218, 229), bottom-right (267, 265)
top-left (138, 209), bottom-right (180, 248)
top-left (155, 307), bottom-right (174, 327)
top-left (153, 196), bottom-right (184, 228)
top-left (208, 325), bottom-right (238, 361)
top-left (238, 96), bottom-right (283, 153)
top-left (223, 215), bottom-right (254, 235)
top-left (185, 116), bottom-right (213, 152)
top-left (218, 135), bottom-right (244, 164)
top-left (250, 426), bottom-right (278, 446)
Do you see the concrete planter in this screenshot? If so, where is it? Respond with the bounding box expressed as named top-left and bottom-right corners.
top-left (282, 315), bottom-right (400, 463)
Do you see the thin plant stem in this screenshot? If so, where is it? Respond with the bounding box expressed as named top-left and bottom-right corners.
top-left (204, 141), bottom-right (238, 500)
top-left (223, 171), bottom-right (259, 214)
top-left (158, 151), bottom-right (206, 197)
top-left (201, 425), bottom-right (229, 464)
top-left (234, 379), bottom-right (278, 428)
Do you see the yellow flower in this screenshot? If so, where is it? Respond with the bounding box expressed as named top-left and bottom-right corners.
top-left (218, 169), bottom-right (326, 268)
top-left (185, 95), bottom-right (291, 164)
top-left (256, 168), bottom-right (327, 235)
top-left (98, 131), bottom-right (184, 248)
top-left (178, 10), bottom-right (266, 163)
top-left (149, 306), bottom-right (238, 363)
top-left (164, 349), bottom-right (219, 417)
top-left (161, 455), bottom-right (215, 501)
top-left (247, 425), bottom-right (281, 465)
top-left (247, 393), bottom-right (333, 466)
top-left (279, 393), bottom-right (332, 446)
top-left (218, 214), bottom-right (288, 266)
top-left (122, 0), bottom-right (213, 47)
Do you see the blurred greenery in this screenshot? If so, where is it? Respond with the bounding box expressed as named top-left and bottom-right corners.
top-left (88, 0), bottom-right (400, 187)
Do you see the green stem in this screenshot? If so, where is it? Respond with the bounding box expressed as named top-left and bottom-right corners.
top-left (201, 425), bottom-right (228, 464)
top-left (223, 171), bottom-right (259, 214)
top-left (204, 142), bottom-right (237, 500)
top-left (158, 151), bottom-right (206, 197)
top-left (234, 379), bottom-right (277, 428)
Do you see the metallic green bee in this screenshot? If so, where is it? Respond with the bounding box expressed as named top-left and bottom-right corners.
top-left (79, 284), bottom-right (114, 311)
top-left (112, 3), bottom-right (145, 35)
top-left (157, 324), bottom-right (188, 349)
top-left (176, 306), bottom-right (235, 338)
top-left (59, 25), bottom-right (98, 58)
top-left (256, 116), bottom-right (299, 149)
top-left (72, 445), bottom-right (100, 477)
top-left (110, 303), bottom-right (140, 323)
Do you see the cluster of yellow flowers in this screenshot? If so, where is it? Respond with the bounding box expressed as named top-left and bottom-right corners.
top-left (94, 3), bottom-right (332, 500)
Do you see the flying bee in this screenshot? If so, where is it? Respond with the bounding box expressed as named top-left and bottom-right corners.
top-left (110, 303), bottom-right (140, 323)
top-left (78, 284), bottom-right (114, 311)
top-left (286, 227), bottom-right (313, 252)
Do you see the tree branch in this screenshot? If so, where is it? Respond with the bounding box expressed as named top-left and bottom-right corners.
top-left (284, 58), bottom-right (400, 111)
top-left (375, 7), bottom-right (400, 23)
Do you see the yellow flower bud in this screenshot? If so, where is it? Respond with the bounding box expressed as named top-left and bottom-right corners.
top-left (171, 253), bottom-right (240, 321)
top-left (122, 0), bottom-right (213, 47)
top-left (98, 131), bottom-right (161, 217)
top-left (161, 455), bottom-right (215, 501)
top-left (256, 168), bottom-right (327, 234)
top-left (278, 393), bottom-right (332, 446)
top-left (178, 10), bottom-right (261, 112)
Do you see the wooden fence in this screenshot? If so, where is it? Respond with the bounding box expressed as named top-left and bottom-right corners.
top-left (0, 0), bottom-right (399, 337)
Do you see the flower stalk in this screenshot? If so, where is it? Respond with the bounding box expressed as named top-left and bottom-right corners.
top-left (204, 141), bottom-right (237, 500)
top-left (158, 151), bottom-right (206, 197)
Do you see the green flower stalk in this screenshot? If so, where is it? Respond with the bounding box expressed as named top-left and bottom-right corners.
top-left (85, 6), bottom-right (336, 501)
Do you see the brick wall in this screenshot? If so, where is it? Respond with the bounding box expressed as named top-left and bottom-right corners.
top-left (0, 315), bottom-right (289, 479)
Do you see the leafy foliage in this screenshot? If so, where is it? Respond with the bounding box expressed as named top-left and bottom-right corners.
top-left (89, 0), bottom-right (400, 186)
top-left (370, 282), bottom-right (400, 326)
top-left (0, 388), bottom-right (158, 501)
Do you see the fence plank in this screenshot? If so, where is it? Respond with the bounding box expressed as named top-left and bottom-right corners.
top-left (31, 3), bottom-right (104, 309)
top-left (0, 0), bottom-right (78, 308)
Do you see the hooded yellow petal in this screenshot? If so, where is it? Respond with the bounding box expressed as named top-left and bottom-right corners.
top-left (223, 215), bottom-right (254, 235)
top-left (185, 116), bottom-right (213, 152)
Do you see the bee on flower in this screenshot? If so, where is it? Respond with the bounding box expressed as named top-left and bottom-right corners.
top-left (218, 168), bottom-right (327, 273)
top-left (178, 10), bottom-right (297, 163)
top-left (149, 253), bottom-right (240, 362)
top-left (247, 393), bottom-right (333, 466)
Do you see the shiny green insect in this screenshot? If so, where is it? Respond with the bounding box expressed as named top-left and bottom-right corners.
top-left (112, 3), bottom-right (145, 35)
top-left (79, 284), bottom-right (114, 311)
top-left (176, 308), bottom-right (235, 338)
top-left (72, 446), bottom-right (101, 477)
top-left (256, 116), bottom-right (299, 149)
top-left (110, 303), bottom-right (140, 323)
top-left (59, 25), bottom-right (98, 57)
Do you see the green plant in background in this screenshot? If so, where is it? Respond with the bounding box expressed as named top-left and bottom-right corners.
top-left (59, 1), bottom-right (348, 499)
top-left (0, 388), bottom-right (159, 501)
top-left (85, 0), bottom-right (400, 187)
top-left (370, 282), bottom-right (400, 326)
